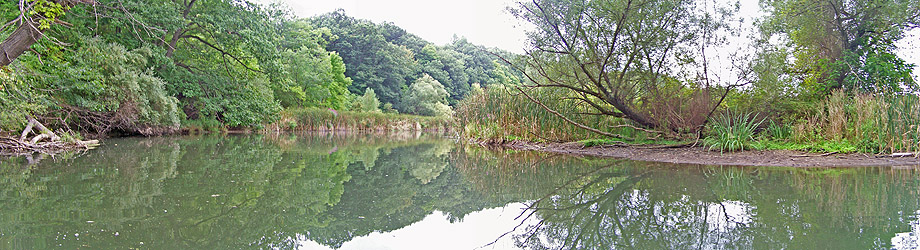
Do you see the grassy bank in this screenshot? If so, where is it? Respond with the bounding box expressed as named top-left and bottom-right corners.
top-left (458, 85), bottom-right (918, 154)
top-left (265, 107), bottom-right (453, 132)
top-left (746, 91), bottom-right (919, 154)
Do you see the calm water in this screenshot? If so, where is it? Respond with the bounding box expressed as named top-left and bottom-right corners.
top-left (1, 134), bottom-right (919, 249)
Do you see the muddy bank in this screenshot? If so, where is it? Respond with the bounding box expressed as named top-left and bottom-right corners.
top-left (485, 140), bottom-right (920, 167)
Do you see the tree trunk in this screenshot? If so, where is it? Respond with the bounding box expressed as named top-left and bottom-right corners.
top-left (1, 0), bottom-right (96, 66)
top-left (0, 20), bottom-right (43, 67)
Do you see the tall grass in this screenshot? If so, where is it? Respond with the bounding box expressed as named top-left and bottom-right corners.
top-left (265, 107), bottom-right (452, 132)
top-left (456, 85), bottom-right (644, 142)
top-left (875, 94), bottom-right (920, 153)
top-left (785, 90), bottom-right (920, 153)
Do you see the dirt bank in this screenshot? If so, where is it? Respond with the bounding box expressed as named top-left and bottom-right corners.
top-left (489, 140), bottom-right (920, 167)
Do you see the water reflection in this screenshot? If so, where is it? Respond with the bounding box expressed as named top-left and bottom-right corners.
top-left (0, 135), bottom-right (918, 249)
top-left (458, 147), bottom-right (920, 249)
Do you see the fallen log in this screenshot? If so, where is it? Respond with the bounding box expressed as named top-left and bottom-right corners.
top-left (0, 117), bottom-right (100, 156)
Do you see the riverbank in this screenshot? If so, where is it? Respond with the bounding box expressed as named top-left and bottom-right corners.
top-left (483, 140), bottom-right (920, 167)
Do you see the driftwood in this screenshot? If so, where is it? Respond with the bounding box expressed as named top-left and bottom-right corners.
top-left (0, 116), bottom-right (99, 156)
top-left (791, 152), bottom-right (839, 158)
top-left (888, 152), bottom-right (918, 158)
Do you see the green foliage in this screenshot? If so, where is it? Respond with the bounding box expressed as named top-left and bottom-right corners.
top-left (273, 47), bottom-right (352, 109)
top-left (746, 92), bottom-right (920, 154)
top-left (310, 11), bottom-right (420, 108)
top-left (703, 111), bottom-right (764, 153)
top-left (271, 20), bottom-right (352, 109)
top-left (276, 107), bottom-right (452, 132)
top-left (403, 75), bottom-right (452, 117)
top-left (0, 69), bottom-right (48, 131)
top-left (353, 88), bottom-right (381, 113)
top-left (29, 0), bottom-right (69, 30)
top-left (760, 0), bottom-right (920, 96)
top-left (310, 11), bottom-right (518, 110)
top-left (764, 120), bottom-right (792, 140)
top-left (23, 37), bottom-right (181, 133)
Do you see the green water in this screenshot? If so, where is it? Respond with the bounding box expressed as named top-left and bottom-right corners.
top-left (1, 134), bottom-right (918, 249)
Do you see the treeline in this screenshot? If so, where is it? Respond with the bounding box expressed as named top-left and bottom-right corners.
top-left (310, 10), bottom-right (521, 113)
top-left (0, 0), bottom-right (518, 138)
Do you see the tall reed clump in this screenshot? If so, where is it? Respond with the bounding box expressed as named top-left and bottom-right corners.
top-left (265, 107), bottom-right (453, 132)
top-left (875, 94), bottom-right (920, 153)
top-left (787, 90), bottom-right (919, 153)
top-left (703, 111), bottom-right (764, 153)
top-left (456, 85), bottom-right (641, 142)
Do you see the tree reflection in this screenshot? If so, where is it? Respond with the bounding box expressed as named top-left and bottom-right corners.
top-left (476, 161), bottom-right (920, 250)
top-left (2, 137), bottom-right (919, 249)
top-left (0, 134), bottom-right (497, 249)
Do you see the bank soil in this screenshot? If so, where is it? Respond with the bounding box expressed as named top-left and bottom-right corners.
top-left (492, 141), bottom-right (920, 167)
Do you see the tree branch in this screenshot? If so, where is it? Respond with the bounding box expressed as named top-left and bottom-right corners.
top-left (182, 34), bottom-right (264, 74)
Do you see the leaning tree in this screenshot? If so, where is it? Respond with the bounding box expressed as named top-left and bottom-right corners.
top-left (1, 0), bottom-right (99, 66)
top-left (506, 0), bottom-right (748, 137)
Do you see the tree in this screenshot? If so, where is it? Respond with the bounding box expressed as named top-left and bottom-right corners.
top-left (272, 22), bottom-right (353, 110)
top-left (403, 74), bottom-right (452, 117)
top-left (1, 0), bottom-right (97, 67)
top-left (760, 0), bottom-right (920, 95)
top-left (354, 88), bottom-right (381, 112)
top-left (508, 0), bottom-right (740, 135)
top-left (310, 10), bottom-right (419, 108)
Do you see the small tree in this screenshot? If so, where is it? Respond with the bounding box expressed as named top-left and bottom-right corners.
top-left (354, 88), bottom-right (381, 113)
top-left (404, 74), bottom-right (453, 117)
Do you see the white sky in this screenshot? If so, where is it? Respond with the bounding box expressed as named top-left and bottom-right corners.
top-left (254, 0), bottom-right (919, 76)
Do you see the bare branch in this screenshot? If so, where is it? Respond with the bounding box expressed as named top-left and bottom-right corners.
top-left (514, 86), bottom-right (633, 140)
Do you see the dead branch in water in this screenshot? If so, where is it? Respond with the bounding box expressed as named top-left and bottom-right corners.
top-left (0, 116), bottom-right (99, 156)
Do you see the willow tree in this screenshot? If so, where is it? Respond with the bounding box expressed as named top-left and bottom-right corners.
top-left (508, 0), bottom-right (742, 136)
top-left (760, 0), bottom-right (920, 95)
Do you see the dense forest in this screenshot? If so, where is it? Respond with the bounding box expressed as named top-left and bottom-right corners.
top-left (0, 0), bottom-right (516, 139)
top-left (2, 0), bottom-right (920, 155)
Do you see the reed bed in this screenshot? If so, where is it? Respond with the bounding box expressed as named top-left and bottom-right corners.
top-left (456, 86), bottom-right (639, 142)
top-left (266, 107), bottom-right (453, 132)
top-left (787, 91), bottom-right (920, 154)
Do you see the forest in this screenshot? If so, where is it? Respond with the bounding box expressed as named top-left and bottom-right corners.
top-left (2, 0), bottom-right (920, 155)
top-left (0, 0), bottom-right (512, 140)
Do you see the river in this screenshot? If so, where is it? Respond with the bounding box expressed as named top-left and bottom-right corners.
top-left (1, 134), bottom-right (918, 249)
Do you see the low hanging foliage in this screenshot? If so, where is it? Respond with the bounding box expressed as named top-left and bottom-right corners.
top-left (15, 37), bottom-right (182, 136)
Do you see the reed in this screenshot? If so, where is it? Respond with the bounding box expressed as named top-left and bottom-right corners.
top-left (266, 107), bottom-right (453, 132)
top-left (875, 94), bottom-right (920, 153)
top-left (456, 85), bottom-right (639, 142)
top-left (784, 90), bottom-right (920, 153)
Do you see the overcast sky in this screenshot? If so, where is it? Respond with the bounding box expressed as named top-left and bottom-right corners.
top-left (254, 0), bottom-right (530, 53)
top-left (253, 0), bottom-right (918, 74)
